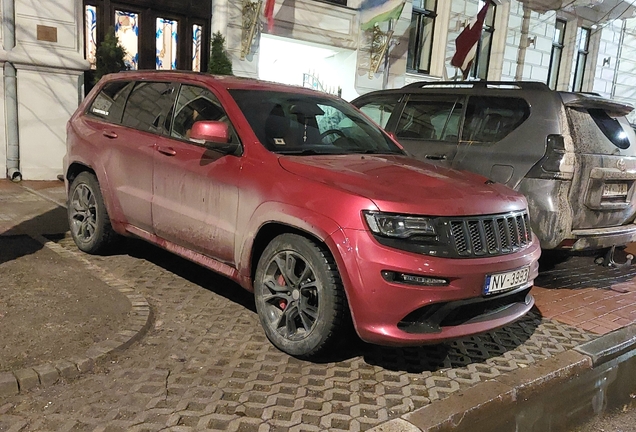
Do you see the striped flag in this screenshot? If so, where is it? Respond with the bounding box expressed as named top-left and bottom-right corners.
top-left (360, 0), bottom-right (406, 31)
top-left (264, 0), bottom-right (275, 31)
top-left (451, 2), bottom-right (490, 78)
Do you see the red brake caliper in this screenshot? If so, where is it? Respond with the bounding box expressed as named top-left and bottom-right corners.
top-left (277, 274), bottom-right (287, 310)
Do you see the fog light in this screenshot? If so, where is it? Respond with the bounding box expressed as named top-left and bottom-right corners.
top-left (381, 271), bottom-right (448, 286)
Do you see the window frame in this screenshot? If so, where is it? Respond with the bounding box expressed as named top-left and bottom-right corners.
top-left (547, 19), bottom-right (566, 90)
top-left (460, 95), bottom-right (530, 143)
top-left (167, 83), bottom-right (242, 147)
top-left (120, 80), bottom-right (178, 135)
top-left (406, 0), bottom-right (438, 75)
top-left (468, 0), bottom-right (496, 81)
top-left (395, 95), bottom-right (465, 142)
top-left (86, 80), bottom-right (135, 124)
top-left (572, 26), bottom-right (590, 92)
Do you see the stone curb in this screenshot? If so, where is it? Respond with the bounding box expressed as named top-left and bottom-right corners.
top-left (368, 323), bottom-right (636, 432)
top-left (0, 234), bottom-right (153, 398)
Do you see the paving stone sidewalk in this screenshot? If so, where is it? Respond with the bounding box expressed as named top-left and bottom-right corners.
top-left (1, 180), bottom-right (632, 431)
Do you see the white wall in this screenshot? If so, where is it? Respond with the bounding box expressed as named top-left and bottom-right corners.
top-left (17, 68), bottom-right (80, 180)
top-left (0, 0), bottom-right (89, 180)
top-left (0, 68), bottom-right (5, 179)
top-left (502, 1), bottom-right (555, 82)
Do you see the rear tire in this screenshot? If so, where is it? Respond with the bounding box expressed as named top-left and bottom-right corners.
top-left (68, 172), bottom-right (117, 254)
top-left (254, 233), bottom-right (348, 358)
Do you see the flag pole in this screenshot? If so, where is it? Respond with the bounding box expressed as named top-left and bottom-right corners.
top-left (382, 19), bottom-right (393, 90)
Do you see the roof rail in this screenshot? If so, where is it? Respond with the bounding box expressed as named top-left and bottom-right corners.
top-left (402, 81), bottom-right (551, 91)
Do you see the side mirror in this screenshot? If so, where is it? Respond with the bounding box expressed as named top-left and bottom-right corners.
top-left (190, 120), bottom-right (240, 155)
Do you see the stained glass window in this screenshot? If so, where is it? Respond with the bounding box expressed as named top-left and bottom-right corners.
top-left (192, 25), bottom-right (203, 72)
top-left (85, 5), bottom-right (97, 69)
top-left (157, 18), bottom-right (178, 70)
top-left (115, 10), bottom-right (139, 70)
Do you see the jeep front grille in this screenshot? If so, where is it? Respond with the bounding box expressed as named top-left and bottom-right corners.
top-left (449, 211), bottom-right (531, 257)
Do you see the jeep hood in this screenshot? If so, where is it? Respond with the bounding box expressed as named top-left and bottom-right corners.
top-left (278, 155), bottom-right (527, 216)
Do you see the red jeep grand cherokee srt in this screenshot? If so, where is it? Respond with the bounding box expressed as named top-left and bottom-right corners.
top-left (64, 71), bottom-right (540, 358)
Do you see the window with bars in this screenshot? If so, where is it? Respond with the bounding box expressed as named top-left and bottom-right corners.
top-left (468, 0), bottom-right (496, 80)
top-left (572, 27), bottom-right (590, 92)
top-left (547, 19), bottom-right (566, 90)
top-left (406, 0), bottom-right (437, 74)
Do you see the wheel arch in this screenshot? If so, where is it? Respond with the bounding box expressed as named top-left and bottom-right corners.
top-left (66, 162), bottom-right (96, 189)
top-left (249, 222), bottom-right (328, 284)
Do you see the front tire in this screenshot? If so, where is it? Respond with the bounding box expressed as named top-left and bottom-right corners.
top-left (254, 233), bottom-right (348, 358)
top-left (68, 172), bottom-right (117, 254)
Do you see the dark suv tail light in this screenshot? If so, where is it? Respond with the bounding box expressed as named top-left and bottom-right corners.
top-left (527, 134), bottom-right (573, 180)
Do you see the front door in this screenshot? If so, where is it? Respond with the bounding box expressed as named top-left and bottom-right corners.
top-left (152, 84), bottom-right (242, 264)
top-left (391, 95), bottom-right (464, 168)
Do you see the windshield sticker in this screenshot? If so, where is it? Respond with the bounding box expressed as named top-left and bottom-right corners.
top-left (92, 108), bottom-right (109, 116)
top-left (274, 138), bottom-right (286, 145)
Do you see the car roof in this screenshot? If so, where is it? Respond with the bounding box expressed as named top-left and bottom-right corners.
top-left (99, 70), bottom-right (335, 97)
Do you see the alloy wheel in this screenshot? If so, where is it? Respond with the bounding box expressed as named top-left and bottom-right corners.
top-left (69, 183), bottom-right (98, 242)
top-left (261, 250), bottom-right (320, 341)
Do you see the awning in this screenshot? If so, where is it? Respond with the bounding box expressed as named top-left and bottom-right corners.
top-left (519, 0), bottom-right (636, 21)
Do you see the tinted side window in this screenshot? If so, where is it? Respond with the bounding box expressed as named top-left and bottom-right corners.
top-left (396, 98), bottom-right (463, 141)
top-left (122, 82), bottom-right (176, 134)
top-left (462, 96), bottom-right (530, 142)
top-left (357, 97), bottom-right (398, 128)
top-left (88, 81), bottom-right (133, 124)
top-left (170, 85), bottom-right (239, 144)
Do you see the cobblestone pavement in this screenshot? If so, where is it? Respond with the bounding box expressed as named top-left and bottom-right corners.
top-left (0, 226), bottom-right (597, 432)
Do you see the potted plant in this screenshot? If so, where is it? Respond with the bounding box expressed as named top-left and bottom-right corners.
top-left (208, 31), bottom-right (233, 76)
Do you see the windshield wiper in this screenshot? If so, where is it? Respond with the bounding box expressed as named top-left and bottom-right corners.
top-left (346, 149), bottom-right (405, 155)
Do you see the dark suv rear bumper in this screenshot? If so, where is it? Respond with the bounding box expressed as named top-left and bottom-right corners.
top-left (570, 224), bottom-right (636, 250)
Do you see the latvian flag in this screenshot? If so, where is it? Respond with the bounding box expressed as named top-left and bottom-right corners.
top-left (451, 2), bottom-right (490, 79)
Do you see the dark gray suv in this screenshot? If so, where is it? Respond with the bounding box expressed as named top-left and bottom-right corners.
top-left (352, 81), bottom-right (636, 254)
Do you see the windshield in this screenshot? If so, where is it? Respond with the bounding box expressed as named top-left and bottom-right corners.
top-left (229, 90), bottom-right (404, 155)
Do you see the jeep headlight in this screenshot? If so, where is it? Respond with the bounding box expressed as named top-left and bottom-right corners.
top-left (363, 211), bottom-right (436, 238)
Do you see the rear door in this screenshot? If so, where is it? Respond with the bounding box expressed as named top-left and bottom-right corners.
top-left (564, 97), bottom-right (636, 229)
top-left (115, 81), bottom-right (178, 232)
top-left (391, 95), bottom-right (464, 168)
top-left (453, 96), bottom-right (534, 186)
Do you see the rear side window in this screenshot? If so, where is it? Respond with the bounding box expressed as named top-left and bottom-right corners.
top-left (88, 81), bottom-right (133, 123)
top-left (395, 98), bottom-right (463, 142)
top-left (462, 96), bottom-right (530, 142)
top-left (357, 96), bottom-right (399, 128)
top-left (122, 82), bottom-right (176, 134)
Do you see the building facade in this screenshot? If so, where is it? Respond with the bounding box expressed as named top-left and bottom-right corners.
top-left (3, 0), bottom-right (636, 180)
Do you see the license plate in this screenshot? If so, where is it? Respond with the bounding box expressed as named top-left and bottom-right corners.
top-left (484, 267), bottom-right (530, 295)
top-left (602, 183), bottom-right (628, 197)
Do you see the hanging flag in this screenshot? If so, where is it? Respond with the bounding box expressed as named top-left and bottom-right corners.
top-left (360, 0), bottom-right (406, 31)
top-left (451, 2), bottom-right (490, 79)
top-left (264, 0), bottom-right (275, 31)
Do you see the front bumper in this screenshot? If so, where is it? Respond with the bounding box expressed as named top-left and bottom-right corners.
top-left (330, 228), bottom-right (541, 346)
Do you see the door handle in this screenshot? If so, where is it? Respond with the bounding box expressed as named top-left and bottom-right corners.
top-left (425, 154), bottom-right (447, 160)
top-left (156, 146), bottom-right (177, 156)
top-left (102, 131), bottom-right (118, 139)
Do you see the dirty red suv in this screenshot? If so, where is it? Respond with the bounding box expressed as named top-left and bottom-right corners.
top-left (64, 71), bottom-right (540, 358)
